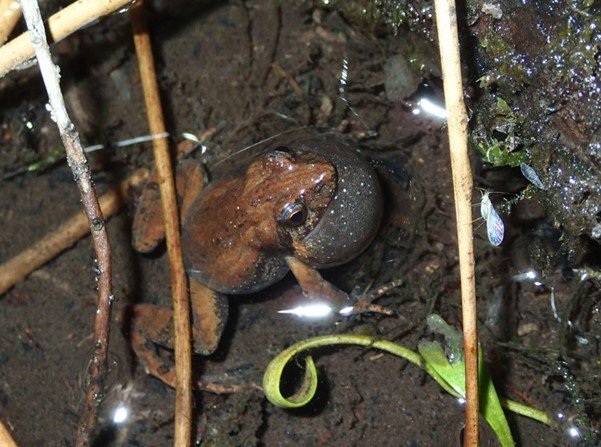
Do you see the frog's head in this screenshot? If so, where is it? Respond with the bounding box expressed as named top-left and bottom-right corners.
top-left (273, 135), bottom-right (383, 268)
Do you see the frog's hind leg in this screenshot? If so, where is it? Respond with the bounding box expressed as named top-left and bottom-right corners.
top-left (123, 304), bottom-right (178, 387)
top-left (122, 279), bottom-right (228, 387)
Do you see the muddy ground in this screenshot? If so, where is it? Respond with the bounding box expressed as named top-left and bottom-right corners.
top-left (0, 1), bottom-right (599, 446)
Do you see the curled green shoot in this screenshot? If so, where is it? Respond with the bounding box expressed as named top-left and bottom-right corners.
top-left (263, 330), bottom-right (554, 446)
top-left (263, 334), bottom-right (456, 408)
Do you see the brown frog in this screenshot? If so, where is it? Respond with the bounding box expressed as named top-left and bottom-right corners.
top-left (125, 134), bottom-right (383, 387)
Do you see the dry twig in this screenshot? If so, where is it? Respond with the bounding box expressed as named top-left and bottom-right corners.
top-left (0, 0), bottom-right (22, 45)
top-left (0, 127), bottom-right (216, 295)
top-left (433, 1), bottom-right (479, 445)
top-left (0, 419), bottom-right (18, 447)
top-left (0, 0), bottom-right (134, 77)
top-left (130, 2), bottom-right (193, 445)
top-left (19, 1), bottom-right (114, 445)
top-left (0, 169), bottom-right (147, 295)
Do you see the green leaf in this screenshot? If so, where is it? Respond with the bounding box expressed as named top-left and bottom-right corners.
top-left (474, 137), bottom-right (529, 168)
top-left (417, 339), bottom-right (464, 397)
top-left (418, 315), bottom-right (515, 447)
top-left (495, 97), bottom-right (513, 116)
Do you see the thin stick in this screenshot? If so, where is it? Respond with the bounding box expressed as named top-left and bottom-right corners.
top-left (0, 0), bottom-right (133, 77)
top-left (19, 1), bottom-right (114, 445)
top-left (130, 2), bottom-right (192, 446)
top-left (0, 169), bottom-right (147, 295)
top-left (433, 1), bottom-right (479, 446)
top-left (0, 125), bottom-right (216, 295)
top-left (0, 419), bottom-right (18, 447)
top-left (0, 0), bottom-right (22, 45)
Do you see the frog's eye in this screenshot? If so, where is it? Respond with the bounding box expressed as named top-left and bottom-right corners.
top-left (279, 201), bottom-right (307, 227)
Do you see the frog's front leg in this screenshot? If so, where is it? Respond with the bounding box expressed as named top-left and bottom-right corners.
top-left (286, 257), bottom-right (395, 316)
top-left (123, 278), bottom-right (228, 387)
top-left (285, 256), bottom-right (349, 306)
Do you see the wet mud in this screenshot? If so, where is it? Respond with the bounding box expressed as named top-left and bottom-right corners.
top-left (0, 1), bottom-right (599, 446)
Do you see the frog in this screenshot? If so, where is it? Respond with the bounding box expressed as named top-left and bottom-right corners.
top-left (124, 133), bottom-right (384, 387)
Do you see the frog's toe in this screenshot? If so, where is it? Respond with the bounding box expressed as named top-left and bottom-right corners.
top-left (343, 279), bottom-right (403, 316)
top-left (120, 303), bottom-right (178, 387)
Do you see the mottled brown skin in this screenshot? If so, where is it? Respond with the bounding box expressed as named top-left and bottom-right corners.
top-left (125, 135), bottom-right (384, 388)
top-left (182, 148), bottom-right (337, 294)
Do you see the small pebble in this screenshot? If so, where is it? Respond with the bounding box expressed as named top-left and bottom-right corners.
top-left (384, 55), bottom-right (421, 101)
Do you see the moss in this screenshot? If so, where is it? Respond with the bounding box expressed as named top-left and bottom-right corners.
top-left (532, 144), bottom-right (601, 243)
top-left (478, 32), bottom-right (529, 89)
top-left (319, 0), bottom-right (433, 35)
top-left (473, 137), bottom-right (529, 168)
top-left (472, 97), bottom-right (530, 168)
top-left (469, 0), bottom-right (601, 242)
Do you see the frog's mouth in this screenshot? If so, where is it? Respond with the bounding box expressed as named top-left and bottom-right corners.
top-left (292, 135), bottom-right (384, 268)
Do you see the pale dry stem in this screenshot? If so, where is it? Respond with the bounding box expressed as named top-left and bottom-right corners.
top-left (19, 1), bottom-right (114, 445)
top-left (0, 0), bottom-right (22, 45)
top-left (433, 1), bottom-right (480, 446)
top-left (0, 0), bottom-right (134, 77)
top-left (0, 419), bottom-right (18, 447)
top-left (130, 2), bottom-right (193, 446)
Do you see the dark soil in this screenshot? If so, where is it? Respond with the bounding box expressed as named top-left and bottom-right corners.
top-left (0, 1), bottom-right (599, 446)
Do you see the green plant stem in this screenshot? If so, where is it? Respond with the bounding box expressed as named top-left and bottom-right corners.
top-left (500, 398), bottom-right (554, 426)
top-left (263, 334), bottom-right (553, 428)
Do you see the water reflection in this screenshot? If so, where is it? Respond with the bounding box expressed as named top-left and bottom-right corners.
top-left (278, 302), bottom-right (335, 318)
top-left (411, 97), bottom-right (448, 120)
top-left (112, 405), bottom-right (129, 425)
